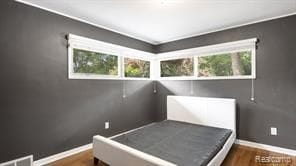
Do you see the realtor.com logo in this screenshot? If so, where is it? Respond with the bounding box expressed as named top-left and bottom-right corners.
top-left (255, 155), bottom-right (293, 165)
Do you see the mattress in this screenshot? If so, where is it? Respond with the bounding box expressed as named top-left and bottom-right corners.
top-left (112, 120), bottom-right (232, 166)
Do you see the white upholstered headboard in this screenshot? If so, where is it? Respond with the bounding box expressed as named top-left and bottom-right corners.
top-left (167, 96), bottom-right (236, 132)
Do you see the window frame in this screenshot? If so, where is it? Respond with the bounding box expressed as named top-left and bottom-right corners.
top-left (196, 48), bottom-right (256, 80)
top-left (122, 56), bottom-right (152, 80)
top-left (157, 38), bottom-right (257, 80)
top-left (68, 44), bottom-right (122, 80)
top-left (68, 34), bottom-right (154, 80)
top-left (68, 34), bottom-right (257, 81)
top-left (158, 57), bottom-right (196, 80)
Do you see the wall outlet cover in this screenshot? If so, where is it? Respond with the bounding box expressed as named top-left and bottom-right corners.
top-left (105, 122), bottom-right (109, 129)
top-left (271, 127), bottom-right (277, 135)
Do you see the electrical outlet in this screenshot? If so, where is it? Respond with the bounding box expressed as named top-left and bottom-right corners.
top-left (270, 127), bottom-right (277, 136)
top-left (105, 122), bottom-right (109, 129)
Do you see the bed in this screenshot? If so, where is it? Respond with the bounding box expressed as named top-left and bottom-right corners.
top-left (93, 96), bottom-right (236, 166)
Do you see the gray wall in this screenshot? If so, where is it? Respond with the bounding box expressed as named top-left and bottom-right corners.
top-left (1, 0), bottom-right (295, 163)
top-left (0, 0), bottom-right (157, 163)
top-left (155, 15), bottom-right (296, 151)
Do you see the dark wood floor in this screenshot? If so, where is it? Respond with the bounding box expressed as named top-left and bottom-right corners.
top-left (47, 144), bottom-right (295, 166)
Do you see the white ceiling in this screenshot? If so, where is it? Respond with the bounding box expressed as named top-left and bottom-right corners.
top-left (18, 0), bottom-right (296, 44)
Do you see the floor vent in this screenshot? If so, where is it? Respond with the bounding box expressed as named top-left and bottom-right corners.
top-left (0, 156), bottom-right (33, 166)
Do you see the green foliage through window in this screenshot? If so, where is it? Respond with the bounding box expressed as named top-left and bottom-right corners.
top-left (124, 58), bottom-right (150, 78)
top-left (198, 51), bottom-right (251, 77)
top-left (73, 49), bottom-right (118, 75)
top-left (161, 58), bottom-right (194, 77)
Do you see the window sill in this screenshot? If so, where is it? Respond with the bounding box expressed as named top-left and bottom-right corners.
top-left (69, 74), bottom-right (255, 81)
top-left (158, 75), bottom-right (255, 81)
top-left (69, 74), bottom-right (152, 81)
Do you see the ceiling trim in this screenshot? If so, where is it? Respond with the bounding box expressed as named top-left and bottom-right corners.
top-left (159, 12), bottom-right (296, 44)
top-left (15, 0), bottom-right (158, 44)
top-left (15, 0), bottom-right (296, 45)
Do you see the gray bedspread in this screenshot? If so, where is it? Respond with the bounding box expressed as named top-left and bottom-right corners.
top-left (112, 120), bottom-right (232, 166)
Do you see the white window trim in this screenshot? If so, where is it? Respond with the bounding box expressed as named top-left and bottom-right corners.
top-left (68, 47), bottom-right (121, 80)
top-left (195, 48), bottom-right (256, 80)
top-left (157, 38), bottom-right (257, 60)
top-left (68, 34), bottom-right (257, 81)
top-left (68, 34), bottom-right (155, 80)
top-left (157, 38), bottom-right (257, 80)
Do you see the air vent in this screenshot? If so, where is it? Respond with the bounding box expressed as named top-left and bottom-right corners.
top-left (0, 155), bottom-right (33, 166)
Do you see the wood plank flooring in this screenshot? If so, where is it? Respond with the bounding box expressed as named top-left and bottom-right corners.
top-left (47, 144), bottom-right (295, 166)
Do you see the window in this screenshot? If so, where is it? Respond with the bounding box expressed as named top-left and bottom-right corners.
top-left (73, 49), bottom-right (118, 76)
top-left (158, 38), bottom-right (256, 80)
top-left (160, 58), bottom-right (194, 77)
top-left (124, 58), bottom-right (150, 78)
top-left (68, 34), bottom-right (256, 80)
top-left (198, 51), bottom-right (252, 78)
top-left (68, 34), bottom-right (154, 80)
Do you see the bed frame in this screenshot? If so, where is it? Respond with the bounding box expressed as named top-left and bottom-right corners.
top-left (93, 96), bottom-right (236, 166)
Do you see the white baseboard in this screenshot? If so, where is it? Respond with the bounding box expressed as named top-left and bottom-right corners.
top-left (33, 143), bottom-right (92, 166)
top-left (235, 139), bottom-right (296, 156)
top-left (33, 123), bottom-right (154, 166)
top-left (32, 135), bottom-right (295, 165)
